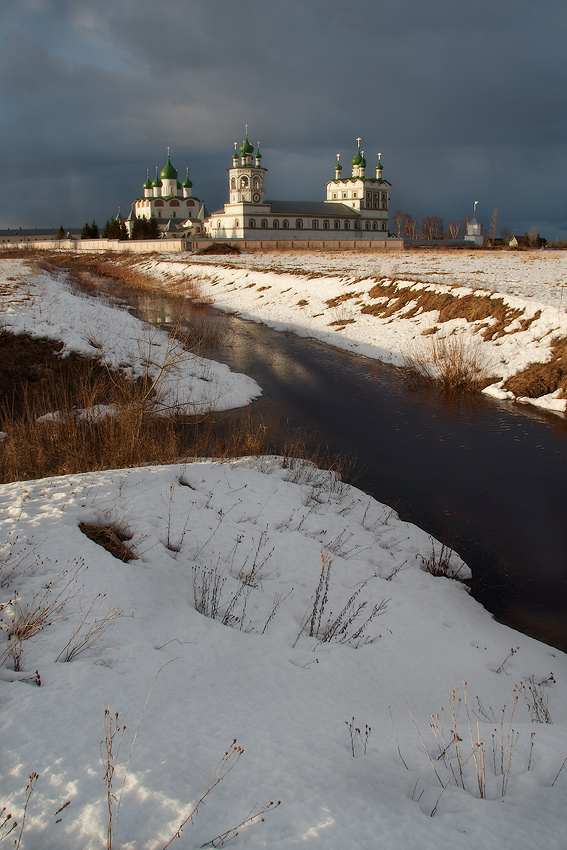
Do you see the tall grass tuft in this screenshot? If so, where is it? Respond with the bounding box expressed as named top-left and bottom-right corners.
top-left (402, 331), bottom-right (494, 393)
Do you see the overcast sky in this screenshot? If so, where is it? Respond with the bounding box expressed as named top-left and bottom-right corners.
top-left (1, 0), bottom-right (566, 238)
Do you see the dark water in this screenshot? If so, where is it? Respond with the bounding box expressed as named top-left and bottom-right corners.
top-left (75, 277), bottom-right (567, 652)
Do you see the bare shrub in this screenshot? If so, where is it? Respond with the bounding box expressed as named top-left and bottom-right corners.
top-left (410, 683), bottom-right (519, 815)
top-left (516, 674), bottom-right (554, 723)
top-left (418, 539), bottom-right (468, 581)
top-left (305, 549), bottom-right (388, 646)
top-left (56, 595), bottom-right (122, 662)
top-left (191, 558), bottom-right (251, 629)
top-left (0, 564), bottom-right (81, 671)
top-left (402, 332), bottom-right (494, 393)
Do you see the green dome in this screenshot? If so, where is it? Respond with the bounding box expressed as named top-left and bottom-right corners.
top-left (335, 161), bottom-right (342, 170)
top-left (239, 137), bottom-right (254, 156)
top-left (360, 154), bottom-right (367, 168)
top-left (182, 175), bottom-right (193, 188)
top-left (152, 174), bottom-right (162, 187)
top-left (351, 150), bottom-right (362, 166)
top-left (143, 176), bottom-right (153, 189)
top-left (160, 156), bottom-right (178, 180)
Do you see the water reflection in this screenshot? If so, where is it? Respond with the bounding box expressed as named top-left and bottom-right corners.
top-left (69, 273), bottom-right (567, 652)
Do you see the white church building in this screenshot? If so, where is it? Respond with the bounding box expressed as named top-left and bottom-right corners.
top-left (129, 150), bottom-right (206, 237)
top-left (204, 133), bottom-right (391, 241)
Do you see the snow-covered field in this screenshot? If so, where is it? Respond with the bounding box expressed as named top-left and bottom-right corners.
top-left (145, 249), bottom-right (567, 414)
top-left (0, 254), bottom-right (566, 848)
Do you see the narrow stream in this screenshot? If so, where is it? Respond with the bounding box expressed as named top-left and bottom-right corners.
top-left (73, 274), bottom-right (567, 652)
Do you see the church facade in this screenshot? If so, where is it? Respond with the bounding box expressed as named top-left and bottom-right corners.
top-left (129, 150), bottom-right (206, 237)
top-left (203, 135), bottom-right (391, 241)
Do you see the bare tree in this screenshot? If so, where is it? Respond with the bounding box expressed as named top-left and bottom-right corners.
top-left (431, 216), bottom-right (444, 239)
top-left (446, 220), bottom-right (463, 239)
top-left (489, 208), bottom-right (499, 245)
top-left (393, 209), bottom-right (405, 238)
top-left (403, 213), bottom-right (418, 239)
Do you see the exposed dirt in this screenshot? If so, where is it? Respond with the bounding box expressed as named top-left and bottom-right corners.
top-left (504, 337), bottom-right (567, 398)
top-left (360, 280), bottom-right (524, 340)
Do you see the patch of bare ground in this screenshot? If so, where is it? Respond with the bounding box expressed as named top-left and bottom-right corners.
top-left (504, 337), bottom-right (567, 398)
top-left (325, 292), bottom-right (363, 309)
top-left (360, 281), bottom-right (524, 340)
top-left (79, 522), bottom-right (136, 562)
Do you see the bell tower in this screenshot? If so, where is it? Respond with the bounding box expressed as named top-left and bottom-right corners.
top-left (228, 127), bottom-right (267, 206)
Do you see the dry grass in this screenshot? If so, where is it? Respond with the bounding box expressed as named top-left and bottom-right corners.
top-left (79, 523), bottom-right (136, 563)
top-left (504, 336), bottom-right (567, 398)
top-left (401, 332), bottom-right (495, 393)
top-left (361, 280), bottom-right (523, 340)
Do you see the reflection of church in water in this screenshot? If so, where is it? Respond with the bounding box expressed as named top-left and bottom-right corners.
top-left (204, 130), bottom-right (391, 241)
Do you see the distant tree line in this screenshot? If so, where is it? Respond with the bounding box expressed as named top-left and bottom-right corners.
top-left (79, 215), bottom-right (162, 240)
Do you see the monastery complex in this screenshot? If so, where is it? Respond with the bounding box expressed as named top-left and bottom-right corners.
top-left (129, 133), bottom-right (392, 243)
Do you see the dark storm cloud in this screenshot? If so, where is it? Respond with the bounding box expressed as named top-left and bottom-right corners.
top-left (1, 0), bottom-right (566, 237)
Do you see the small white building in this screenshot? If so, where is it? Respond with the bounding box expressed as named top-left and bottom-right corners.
top-left (464, 217), bottom-right (483, 246)
top-left (130, 151), bottom-right (206, 237)
top-left (204, 135), bottom-right (391, 241)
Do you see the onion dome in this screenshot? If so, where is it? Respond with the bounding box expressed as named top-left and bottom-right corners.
top-left (152, 170), bottom-right (162, 187)
top-left (143, 174), bottom-right (152, 190)
top-left (351, 148), bottom-right (363, 166)
top-left (239, 136), bottom-right (254, 156)
top-left (360, 150), bottom-right (367, 169)
top-left (255, 143), bottom-right (262, 159)
top-left (160, 155), bottom-right (178, 180)
top-left (182, 168), bottom-right (193, 189)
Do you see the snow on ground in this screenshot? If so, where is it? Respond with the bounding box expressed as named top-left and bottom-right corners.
top-left (1, 459), bottom-right (565, 849)
top-left (145, 250), bottom-right (567, 414)
top-left (0, 251), bottom-right (566, 848)
top-left (0, 259), bottom-right (261, 413)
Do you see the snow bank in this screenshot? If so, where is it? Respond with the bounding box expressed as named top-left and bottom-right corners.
top-left (0, 259), bottom-right (261, 413)
top-left (146, 250), bottom-right (567, 414)
top-left (0, 459), bottom-right (565, 848)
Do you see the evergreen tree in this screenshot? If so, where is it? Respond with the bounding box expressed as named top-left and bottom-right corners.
top-left (57, 225), bottom-right (65, 239)
top-left (81, 222), bottom-right (91, 238)
top-left (103, 219), bottom-right (128, 239)
top-left (90, 219), bottom-right (100, 238)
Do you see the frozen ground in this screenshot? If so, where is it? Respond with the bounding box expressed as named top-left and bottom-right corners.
top-left (0, 252), bottom-right (565, 848)
top-left (147, 249), bottom-right (567, 414)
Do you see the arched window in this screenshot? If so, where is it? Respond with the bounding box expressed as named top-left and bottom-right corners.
top-left (282, 219), bottom-right (289, 229)
top-left (382, 221), bottom-right (387, 231)
top-left (240, 176), bottom-right (249, 188)
top-left (235, 220), bottom-right (239, 228)
top-left (334, 220), bottom-right (340, 230)
top-left (231, 177), bottom-right (236, 190)
top-left (261, 219), bottom-right (268, 228)
top-left (253, 177), bottom-right (261, 190)
top-left (249, 219), bottom-right (256, 228)
top-left (217, 220), bottom-right (221, 230)
top-left (372, 221), bottom-right (378, 230)
top-left (344, 220), bottom-right (350, 230)
top-left (186, 200), bottom-right (194, 206)
top-left (323, 220), bottom-right (329, 230)
top-left (365, 221), bottom-right (370, 230)
top-left (155, 200), bottom-right (164, 207)
top-left (273, 220), bottom-right (279, 229)
top-left (354, 221), bottom-right (361, 230)
top-left (312, 220), bottom-right (319, 229)
top-left (170, 200), bottom-right (179, 207)
top-left (295, 219), bottom-right (303, 229)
